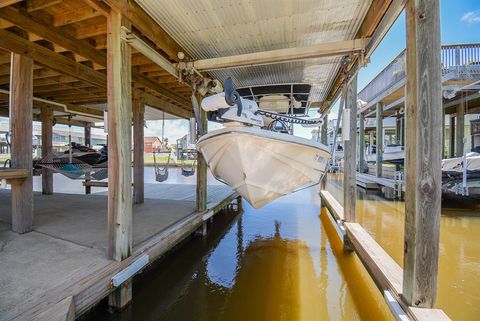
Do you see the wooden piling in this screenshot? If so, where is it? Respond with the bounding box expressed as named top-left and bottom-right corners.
top-left (84, 126), bottom-right (91, 195)
top-left (321, 114), bottom-right (328, 145)
top-left (41, 105), bottom-right (53, 195)
top-left (10, 52), bottom-right (34, 234)
top-left (106, 11), bottom-right (133, 262)
top-left (343, 75), bottom-right (357, 223)
top-left (449, 115), bottom-right (455, 158)
top-left (196, 105), bottom-right (208, 212)
top-left (375, 102), bottom-right (383, 177)
top-left (455, 102), bottom-right (464, 157)
top-left (133, 91), bottom-right (144, 205)
top-left (358, 112), bottom-right (365, 173)
top-left (403, 0), bottom-right (442, 308)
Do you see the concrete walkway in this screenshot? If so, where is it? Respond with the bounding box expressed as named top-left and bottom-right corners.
top-left (0, 183), bottom-right (233, 320)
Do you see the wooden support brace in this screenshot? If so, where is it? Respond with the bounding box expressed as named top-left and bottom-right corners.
top-left (403, 0), bottom-right (442, 308)
top-left (10, 52), bottom-right (34, 234)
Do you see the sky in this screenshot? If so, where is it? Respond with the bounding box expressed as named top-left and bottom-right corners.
top-left (1, 1), bottom-right (479, 143)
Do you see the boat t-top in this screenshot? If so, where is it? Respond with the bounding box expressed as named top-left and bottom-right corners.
top-left (196, 78), bottom-right (331, 208)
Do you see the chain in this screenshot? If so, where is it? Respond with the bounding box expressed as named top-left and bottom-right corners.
top-left (255, 109), bottom-right (322, 125)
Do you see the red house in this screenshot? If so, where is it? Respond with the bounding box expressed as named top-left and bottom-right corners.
top-left (144, 136), bottom-right (164, 153)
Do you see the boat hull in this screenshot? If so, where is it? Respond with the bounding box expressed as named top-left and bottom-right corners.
top-left (197, 126), bottom-right (331, 208)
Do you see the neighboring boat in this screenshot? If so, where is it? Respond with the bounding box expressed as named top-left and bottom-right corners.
top-left (365, 144), bottom-right (404, 165)
top-left (442, 152), bottom-right (480, 200)
top-left (197, 78), bottom-right (331, 208)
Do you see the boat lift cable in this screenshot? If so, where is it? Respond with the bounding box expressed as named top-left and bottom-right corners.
top-left (255, 109), bottom-right (323, 125)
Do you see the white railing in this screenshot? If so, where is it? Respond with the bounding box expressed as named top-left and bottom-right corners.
top-left (358, 43), bottom-right (480, 104)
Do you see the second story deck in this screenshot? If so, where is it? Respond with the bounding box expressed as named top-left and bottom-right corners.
top-left (358, 43), bottom-right (480, 117)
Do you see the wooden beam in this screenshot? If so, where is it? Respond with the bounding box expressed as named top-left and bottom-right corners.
top-left (139, 91), bottom-right (192, 119)
top-left (0, 168), bottom-right (29, 180)
top-left (53, 6), bottom-right (101, 26)
top-left (376, 102), bottom-right (383, 177)
top-left (133, 91), bottom-right (144, 204)
top-left (320, 190), bottom-right (344, 221)
top-left (103, 0), bottom-right (182, 60)
top-left (76, 21), bottom-right (107, 39)
top-left (107, 11), bottom-right (132, 263)
top-left (27, 0), bottom-right (63, 12)
top-left (132, 72), bottom-right (190, 107)
top-left (10, 52), bottom-right (34, 233)
top-left (403, 0), bottom-right (442, 308)
top-left (192, 38), bottom-right (370, 71)
top-left (40, 105), bottom-right (53, 195)
top-left (0, 29), bottom-right (107, 88)
top-left (0, 0), bottom-right (22, 9)
top-left (343, 75), bottom-right (357, 223)
top-left (81, 0), bottom-right (110, 15)
top-left (196, 97), bottom-right (207, 212)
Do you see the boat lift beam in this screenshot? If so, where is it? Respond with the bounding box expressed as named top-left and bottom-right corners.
top-left (185, 38), bottom-right (370, 71)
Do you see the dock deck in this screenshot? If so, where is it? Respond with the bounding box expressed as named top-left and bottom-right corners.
top-left (0, 184), bottom-right (236, 321)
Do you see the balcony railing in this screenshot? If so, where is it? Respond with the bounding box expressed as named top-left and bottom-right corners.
top-left (358, 43), bottom-right (480, 104)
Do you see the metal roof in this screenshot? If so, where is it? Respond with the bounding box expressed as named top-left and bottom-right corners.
top-left (135, 0), bottom-right (372, 111)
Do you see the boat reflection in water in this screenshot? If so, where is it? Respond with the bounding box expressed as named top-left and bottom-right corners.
top-left (81, 186), bottom-right (393, 321)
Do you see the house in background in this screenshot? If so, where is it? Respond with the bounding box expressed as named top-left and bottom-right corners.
top-left (144, 136), bottom-right (164, 153)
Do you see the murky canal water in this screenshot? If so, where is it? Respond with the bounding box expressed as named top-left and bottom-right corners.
top-left (55, 169), bottom-right (479, 321)
top-left (80, 175), bottom-right (395, 321)
top-left (327, 173), bottom-right (480, 321)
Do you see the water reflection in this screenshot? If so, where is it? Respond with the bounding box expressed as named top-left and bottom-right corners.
top-left (327, 173), bottom-right (480, 321)
top-left (81, 185), bottom-right (393, 321)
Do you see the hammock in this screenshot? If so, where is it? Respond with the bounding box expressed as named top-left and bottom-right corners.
top-left (153, 150), bottom-right (170, 182)
top-left (36, 150), bottom-right (108, 180)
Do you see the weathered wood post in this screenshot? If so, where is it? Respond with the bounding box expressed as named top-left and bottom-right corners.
top-left (84, 125), bottom-right (91, 194)
top-left (10, 52), bottom-right (34, 234)
top-left (449, 115), bottom-right (455, 158)
top-left (343, 75), bottom-right (357, 223)
top-left (107, 10), bottom-right (133, 309)
top-left (455, 102), bottom-right (464, 157)
top-left (41, 105), bottom-right (53, 195)
top-left (375, 102), bottom-right (383, 177)
top-left (196, 103), bottom-right (208, 212)
top-left (321, 114), bottom-right (328, 145)
top-left (320, 114), bottom-right (328, 190)
top-left (441, 110), bottom-right (445, 158)
top-left (358, 112), bottom-right (365, 173)
top-left (403, 0), bottom-right (442, 308)
top-left (133, 91), bottom-right (144, 204)
top-left (84, 125), bottom-right (91, 148)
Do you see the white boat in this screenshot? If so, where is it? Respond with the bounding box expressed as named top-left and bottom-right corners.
top-left (196, 78), bottom-right (331, 208)
top-left (365, 145), bottom-right (404, 165)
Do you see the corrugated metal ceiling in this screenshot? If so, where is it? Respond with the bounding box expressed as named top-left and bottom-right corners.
top-left (135, 0), bottom-right (372, 108)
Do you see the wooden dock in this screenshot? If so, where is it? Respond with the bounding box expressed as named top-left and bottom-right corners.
top-left (0, 184), bottom-right (237, 321)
